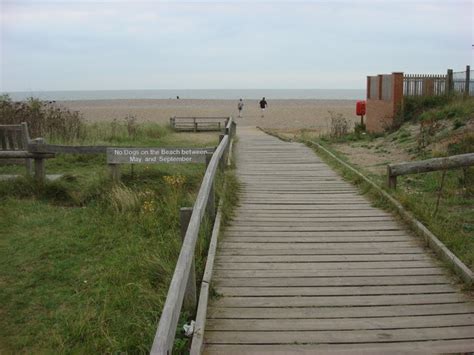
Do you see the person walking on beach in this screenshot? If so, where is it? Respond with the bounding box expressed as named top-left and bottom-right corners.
top-left (237, 98), bottom-right (244, 118)
top-left (259, 97), bottom-right (268, 117)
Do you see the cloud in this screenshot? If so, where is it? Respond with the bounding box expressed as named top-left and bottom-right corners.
top-left (1, 0), bottom-right (472, 91)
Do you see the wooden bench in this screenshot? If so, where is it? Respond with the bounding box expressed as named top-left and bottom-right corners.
top-left (0, 122), bottom-right (54, 182)
top-left (170, 117), bottom-right (230, 132)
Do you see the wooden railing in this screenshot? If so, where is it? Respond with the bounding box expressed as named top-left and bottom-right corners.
top-left (387, 153), bottom-right (474, 189)
top-left (170, 116), bottom-right (230, 132)
top-left (150, 117), bottom-right (236, 355)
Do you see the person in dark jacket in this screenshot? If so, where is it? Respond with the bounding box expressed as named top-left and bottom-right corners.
top-left (259, 97), bottom-right (268, 117)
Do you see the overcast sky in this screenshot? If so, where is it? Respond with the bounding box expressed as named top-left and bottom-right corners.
top-left (1, 0), bottom-right (472, 91)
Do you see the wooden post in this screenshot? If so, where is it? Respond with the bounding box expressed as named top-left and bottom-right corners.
top-left (34, 157), bottom-right (45, 183)
top-left (465, 65), bottom-right (470, 97)
top-left (207, 183), bottom-right (215, 220)
top-left (180, 207), bottom-right (196, 313)
top-left (205, 152), bottom-right (216, 219)
top-left (193, 118), bottom-right (197, 132)
top-left (446, 69), bottom-right (453, 95)
top-left (387, 165), bottom-right (397, 189)
top-left (109, 164), bottom-right (121, 182)
top-left (33, 137), bottom-right (45, 183)
top-left (21, 122), bottom-right (33, 176)
top-left (218, 134), bottom-right (226, 171)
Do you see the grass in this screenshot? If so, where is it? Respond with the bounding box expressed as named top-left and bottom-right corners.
top-left (294, 98), bottom-right (473, 272)
top-left (0, 117), bottom-right (233, 352)
top-left (300, 135), bottom-right (474, 272)
top-left (261, 120), bottom-right (473, 274)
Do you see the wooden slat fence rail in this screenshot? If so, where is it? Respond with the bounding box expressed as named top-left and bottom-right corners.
top-left (170, 117), bottom-right (230, 132)
top-left (387, 153), bottom-right (474, 189)
top-left (404, 66), bottom-right (472, 97)
top-left (403, 74), bottom-right (447, 97)
top-left (150, 118), bottom-right (235, 355)
top-left (27, 144), bottom-right (108, 154)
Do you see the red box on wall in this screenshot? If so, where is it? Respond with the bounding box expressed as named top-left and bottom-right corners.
top-left (356, 100), bottom-right (366, 116)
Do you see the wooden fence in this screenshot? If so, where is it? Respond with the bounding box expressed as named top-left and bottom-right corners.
top-left (387, 153), bottom-right (474, 189)
top-left (150, 118), bottom-right (236, 354)
top-left (404, 65), bottom-right (472, 97)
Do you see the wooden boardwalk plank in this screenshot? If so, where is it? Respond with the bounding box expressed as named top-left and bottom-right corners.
top-left (213, 276), bottom-right (453, 288)
top-left (201, 127), bottom-right (474, 353)
top-left (206, 314), bottom-right (474, 331)
top-left (205, 326), bottom-right (474, 344)
top-left (207, 303), bottom-right (474, 319)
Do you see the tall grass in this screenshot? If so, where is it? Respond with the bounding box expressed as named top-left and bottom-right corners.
top-left (0, 111), bottom-right (225, 352)
top-left (0, 95), bottom-right (85, 142)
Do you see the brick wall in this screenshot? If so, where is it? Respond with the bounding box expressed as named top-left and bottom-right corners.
top-left (365, 72), bottom-right (403, 133)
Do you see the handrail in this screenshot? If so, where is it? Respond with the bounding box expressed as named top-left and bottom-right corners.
top-left (151, 117), bottom-right (234, 354)
top-left (387, 153), bottom-right (474, 189)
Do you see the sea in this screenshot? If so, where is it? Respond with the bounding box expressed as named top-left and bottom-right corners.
top-left (2, 89), bottom-right (365, 101)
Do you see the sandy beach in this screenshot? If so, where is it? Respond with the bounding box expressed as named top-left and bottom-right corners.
top-left (59, 99), bottom-right (360, 133)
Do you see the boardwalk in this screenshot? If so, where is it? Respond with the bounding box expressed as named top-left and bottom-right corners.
top-left (202, 127), bottom-right (474, 353)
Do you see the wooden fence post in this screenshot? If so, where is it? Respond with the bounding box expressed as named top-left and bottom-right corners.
top-left (387, 165), bottom-right (397, 189)
top-left (180, 207), bottom-right (197, 313)
top-left (465, 65), bottom-right (470, 97)
top-left (20, 122), bottom-right (33, 176)
top-left (446, 69), bottom-right (453, 95)
top-left (108, 164), bottom-right (121, 182)
top-left (218, 134), bottom-right (225, 171)
top-left (205, 153), bottom-right (216, 219)
top-left (33, 138), bottom-right (46, 183)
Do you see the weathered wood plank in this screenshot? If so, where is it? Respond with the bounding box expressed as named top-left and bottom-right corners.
top-left (219, 242), bottom-right (419, 249)
top-left (201, 127), bottom-right (474, 351)
top-left (204, 326), bottom-right (474, 344)
top-left (216, 247), bottom-right (425, 256)
top-left (207, 313), bottom-right (474, 331)
top-left (215, 261), bottom-right (437, 270)
top-left (215, 254), bottom-right (431, 263)
top-left (222, 236), bottom-right (411, 243)
top-left (388, 153), bottom-right (474, 177)
top-left (213, 275), bottom-right (449, 287)
top-left (203, 340), bottom-right (474, 353)
top-left (214, 284), bottom-right (455, 297)
top-left (225, 225), bottom-right (404, 232)
top-left (213, 267), bottom-right (444, 278)
top-left (207, 303), bottom-right (474, 319)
